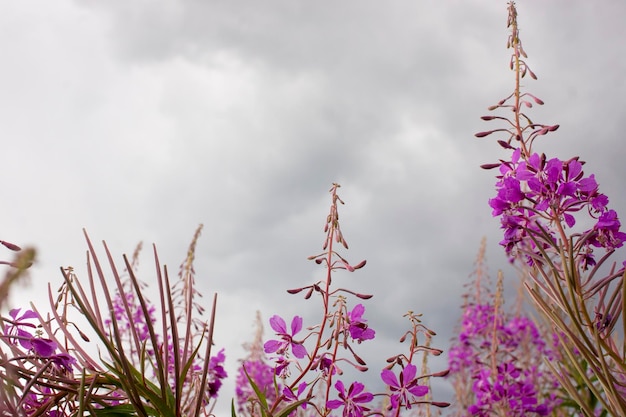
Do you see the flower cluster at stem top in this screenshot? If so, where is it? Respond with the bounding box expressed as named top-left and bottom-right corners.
top-left (489, 148), bottom-right (626, 267)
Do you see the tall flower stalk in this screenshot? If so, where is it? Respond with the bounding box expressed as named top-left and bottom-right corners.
top-left (238, 183), bottom-right (449, 417)
top-left (477, 2), bottom-right (626, 415)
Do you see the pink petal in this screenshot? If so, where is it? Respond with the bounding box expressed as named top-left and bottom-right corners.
top-left (269, 315), bottom-right (287, 333)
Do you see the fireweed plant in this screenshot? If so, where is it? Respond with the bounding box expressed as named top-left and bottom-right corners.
top-left (234, 184), bottom-right (450, 417)
top-left (448, 238), bottom-right (568, 416)
top-left (0, 226), bottom-right (227, 416)
top-left (476, 2), bottom-right (626, 415)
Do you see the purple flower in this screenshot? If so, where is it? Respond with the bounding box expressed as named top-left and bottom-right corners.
top-left (381, 364), bottom-right (428, 409)
top-left (273, 355), bottom-right (291, 377)
top-left (326, 380), bottom-right (373, 417)
top-left (4, 308), bottom-right (38, 349)
top-left (50, 352), bottom-right (77, 373)
top-left (313, 353), bottom-right (336, 377)
top-left (264, 315), bottom-right (307, 359)
top-left (207, 349), bottom-right (228, 398)
top-left (283, 382), bottom-right (308, 412)
top-left (30, 338), bottom-right (57, 357)
top-left (346, 304), bottom-right (375, 343)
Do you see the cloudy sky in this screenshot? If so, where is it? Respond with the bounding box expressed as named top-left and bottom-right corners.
top-left (2, 0), bottom-right (626, 414)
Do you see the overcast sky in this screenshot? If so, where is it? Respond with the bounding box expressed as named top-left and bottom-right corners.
top-left (2, 1), bottom-right (626, 414)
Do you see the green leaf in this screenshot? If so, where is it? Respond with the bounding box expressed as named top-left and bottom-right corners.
top-left (274, 399), bottom-right (308, 417)
top-left (231, 399), bottom-right (238, 417)
top-left (91, 404), bottom-right (140, 416)
top-left (243, 365), bottom-right (270, 417)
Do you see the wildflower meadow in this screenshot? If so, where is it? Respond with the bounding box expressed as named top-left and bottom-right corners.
top-left (1, 2), bottom-right (625, 416)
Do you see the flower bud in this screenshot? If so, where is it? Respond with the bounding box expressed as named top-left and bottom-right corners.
top-left (480, 163), bottom-right (501, 170)
top-left (352, 260), bottom-right (366, 270)
top-left (0, 240), bottom-right (21, 251)
top-left (475, 130), bottom-right (494, 138)
top-left (353, 352), bottom-right (366, 366)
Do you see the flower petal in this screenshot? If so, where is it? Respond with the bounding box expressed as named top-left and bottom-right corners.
top-left (381, 369), bottom-right (399, 388)
top-left (290, 316), bottom-right (303, 335)
top-left (269, 315), bottom-right (287, 333)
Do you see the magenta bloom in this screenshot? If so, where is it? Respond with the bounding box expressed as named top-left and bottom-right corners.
top-left (30, 338), bottom-right (57, 357)
top-left (264, 315), bottom-right (307, 359)
top-left (207, 349), bottom-right (228, 398)
top-left (381, 364), bottom-right (428, 409)
top-left (4, 308), bottom-right (38, 349)
top-left (326, 380), bottom-right (373, 417)
top-left (347, 304), bottom-right (375, 343)
top-left (50, 352), bottom-right (77, 373)
top-left (283, 381), bottom-right (308, 410)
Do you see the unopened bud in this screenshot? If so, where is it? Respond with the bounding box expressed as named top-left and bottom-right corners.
top-left (78, 329), bottom-right (90, 342)
top-left (1, 240), bottom-right (21, 251)
top-left (304, 287), bottom-right (314, 299)
top-left (519, 45), bottom-right (527, 58)
top-left (355, 293), bottom-right (373, 299)
top-left (480, 163), bottom-right (501, 170)
top-left (352, 260), bottom-right (366, 269)
top-left (474, 130), bottom-right (493, 138)
top-left (497, 140), bottom-right (514, 150)
top-left (287, 287), bottom-right (305, 294)
top-left (531, 95), bottom-right (544, 105)
top-left (353, 353), bottom-right (366, 366)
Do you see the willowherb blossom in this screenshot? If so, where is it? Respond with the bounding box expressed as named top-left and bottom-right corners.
top-left (264, 315), bottom-right (307, 359)
top-left (450, 301), bottom-right (560, 415)
top-left (469, 362), bottom-right (551, 417)
top-left (4, 308), bottom-right (38, 349)
top-left (488, 148), bottom-right (626, 269)
top-left (346, 304), bottom-right (375, 343)
top-left (326, 380), bottom-right (373, 417)
top-left (381, 363), bottom-right (429, 410)
top-left (449, 239), bottom-right (563, 416)
top-left (282, 381), bottom-right (308, 410)
top-left (207, 348), bottom-right (228, 398)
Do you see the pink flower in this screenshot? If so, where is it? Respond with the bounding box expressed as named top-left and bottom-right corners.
top-left (264, 315), bottom-right (307, 359)
top-left (381, 364), bottom-right (428, 409)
